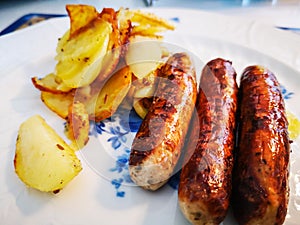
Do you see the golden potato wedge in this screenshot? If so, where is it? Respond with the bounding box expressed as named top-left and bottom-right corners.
top-left (133, 97), bottom-right (153, 119)
top-left (41, 91), bottom-right (74, 119)
top-left (65, 101), bottom-right (90, 150)
top-left (55, 17), bottom-right (112, 88)
top-left (130, 9), bottom-right (175, 30)
top-left (117, 8), bottom-right (175, 38)
top-left (134, 84), bottom-right (156, 99)
top-left (14, 115), bottom-right (82, 193)
top-left (32, 73), bottom-right (72, 94)
top-left (132, 69), bottom-right (158, 99)
top-left (66, 4), bottom-right (99, 39)
top-left (91, 8), bottom-right (123, 89)
top-left (86, 66), bottom-right (132, 122)
top-left (125, 36), bottom-right (163, 79)
top-left (120, 85), bottom-right (135, 110)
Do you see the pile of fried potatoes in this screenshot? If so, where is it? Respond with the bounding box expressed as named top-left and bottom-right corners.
top-left (14, 4), bottom-right (175, 193)
top-left (32, 4), bottom-right (175, 148)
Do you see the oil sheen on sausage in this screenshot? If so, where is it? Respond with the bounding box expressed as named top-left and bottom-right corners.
top-left (232, 65), bottom-right (290, 225)
top-left (178, 58), bottom-right (238, 225)
top-left (129, 52), bottom-right (197, 191)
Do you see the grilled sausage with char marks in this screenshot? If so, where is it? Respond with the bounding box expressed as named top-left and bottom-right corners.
top-left (129, 52), bottom-right (197, 191)
top-left (232, 65), bottom-right (290, 225)
top-left (178, 58), bottom-right (238, 225)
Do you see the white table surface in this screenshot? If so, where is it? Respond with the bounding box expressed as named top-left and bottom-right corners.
top-left (0, 0), bottom-right (300, 34)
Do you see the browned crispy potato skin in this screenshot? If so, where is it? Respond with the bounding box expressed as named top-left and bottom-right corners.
top-left (232, 66), bottom-right (290, 225)
top-left (178, 58), bottom-right (238, 225)
top-left (129, 52), bottom-right (197, 191)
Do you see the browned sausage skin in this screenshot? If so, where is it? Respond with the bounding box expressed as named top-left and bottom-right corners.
top-left (129, 52), bottom-right (197, 191)
top-left (178, 58), bottom-right (238, 225)
top-left (232, 66), bottom-right (290, 225)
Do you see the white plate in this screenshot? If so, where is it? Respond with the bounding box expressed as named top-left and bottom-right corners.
top-left (0, 8), bottom-right (300, 225)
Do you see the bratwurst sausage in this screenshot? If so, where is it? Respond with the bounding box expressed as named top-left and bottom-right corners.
top-left (178, 58), bottom-right (238, 225)
top-left (129, 52), bottom-right (197, 191)
top-left (232, 66), bottom-right (290, 225)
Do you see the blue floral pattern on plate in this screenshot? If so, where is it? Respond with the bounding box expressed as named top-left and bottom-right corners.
top-left (280, 84), bottom-right (294, 100)
top-left (88, 84), bottom-right (293, 197)
top-left (89, 107), bottom-right (141, 197)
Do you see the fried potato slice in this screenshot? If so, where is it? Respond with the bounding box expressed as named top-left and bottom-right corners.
top-left (118, 8), bottom-right (175, 38)
top-left (14, 115), bottom-right (82, 193)
top-left (66, 4), bottom-right (99, 39)
top-left (120, 85), bottom-right (136, 110)
top-left (133, 97), bottom-right (152, 119)
top-left (125, 36), bottom-right (163, 79)
top-left (65, 101), bottom-right (90, 150)
top-left (134, 82), bottom-right (156, 99)
top-left (41, 91), bottom-right (74, 119)
top-left (55, 17), bottom-right (112, 88)
top-left (131, 61), bottom-right (159, 96)
top-left (32, 73), bottom-right (72, 94)
top-left (86, 66), bottom-right (132, 122)
top-left (91, 8), bottom-right (123, 89)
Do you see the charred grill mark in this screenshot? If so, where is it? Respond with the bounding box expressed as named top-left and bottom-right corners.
top-left (178, 58), bottom-right (238, 225)
top-left (129, 52), bottom-right (197, 190)
top-left (233, 65), bottom-right (290, 225)
top-left (130, 53), bottom-right (196, 165)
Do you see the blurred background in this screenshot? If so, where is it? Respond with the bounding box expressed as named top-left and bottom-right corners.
top-left (0, 0), bottom-right (300, 35)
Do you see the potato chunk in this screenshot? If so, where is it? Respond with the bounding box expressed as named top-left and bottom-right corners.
top-left (32, 73), bottom-right (72, 93)
top-left (86, 65), bottom-right (132, 122)
top-left (14, 115), bottom-right (82, 193)
top-left (55, 17), bottom-right (112, 88)
top-left (41, 91), bottom-right (74, 119)
top-left (65, 101), bottom-right (90, 150)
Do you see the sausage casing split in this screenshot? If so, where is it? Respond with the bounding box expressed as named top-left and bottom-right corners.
top-left (232, 66), bottom-right (290, 225)
top-left (129, 52), bottom-right (197, 191)
top-left (178, 58), bottom-right (238, 225)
